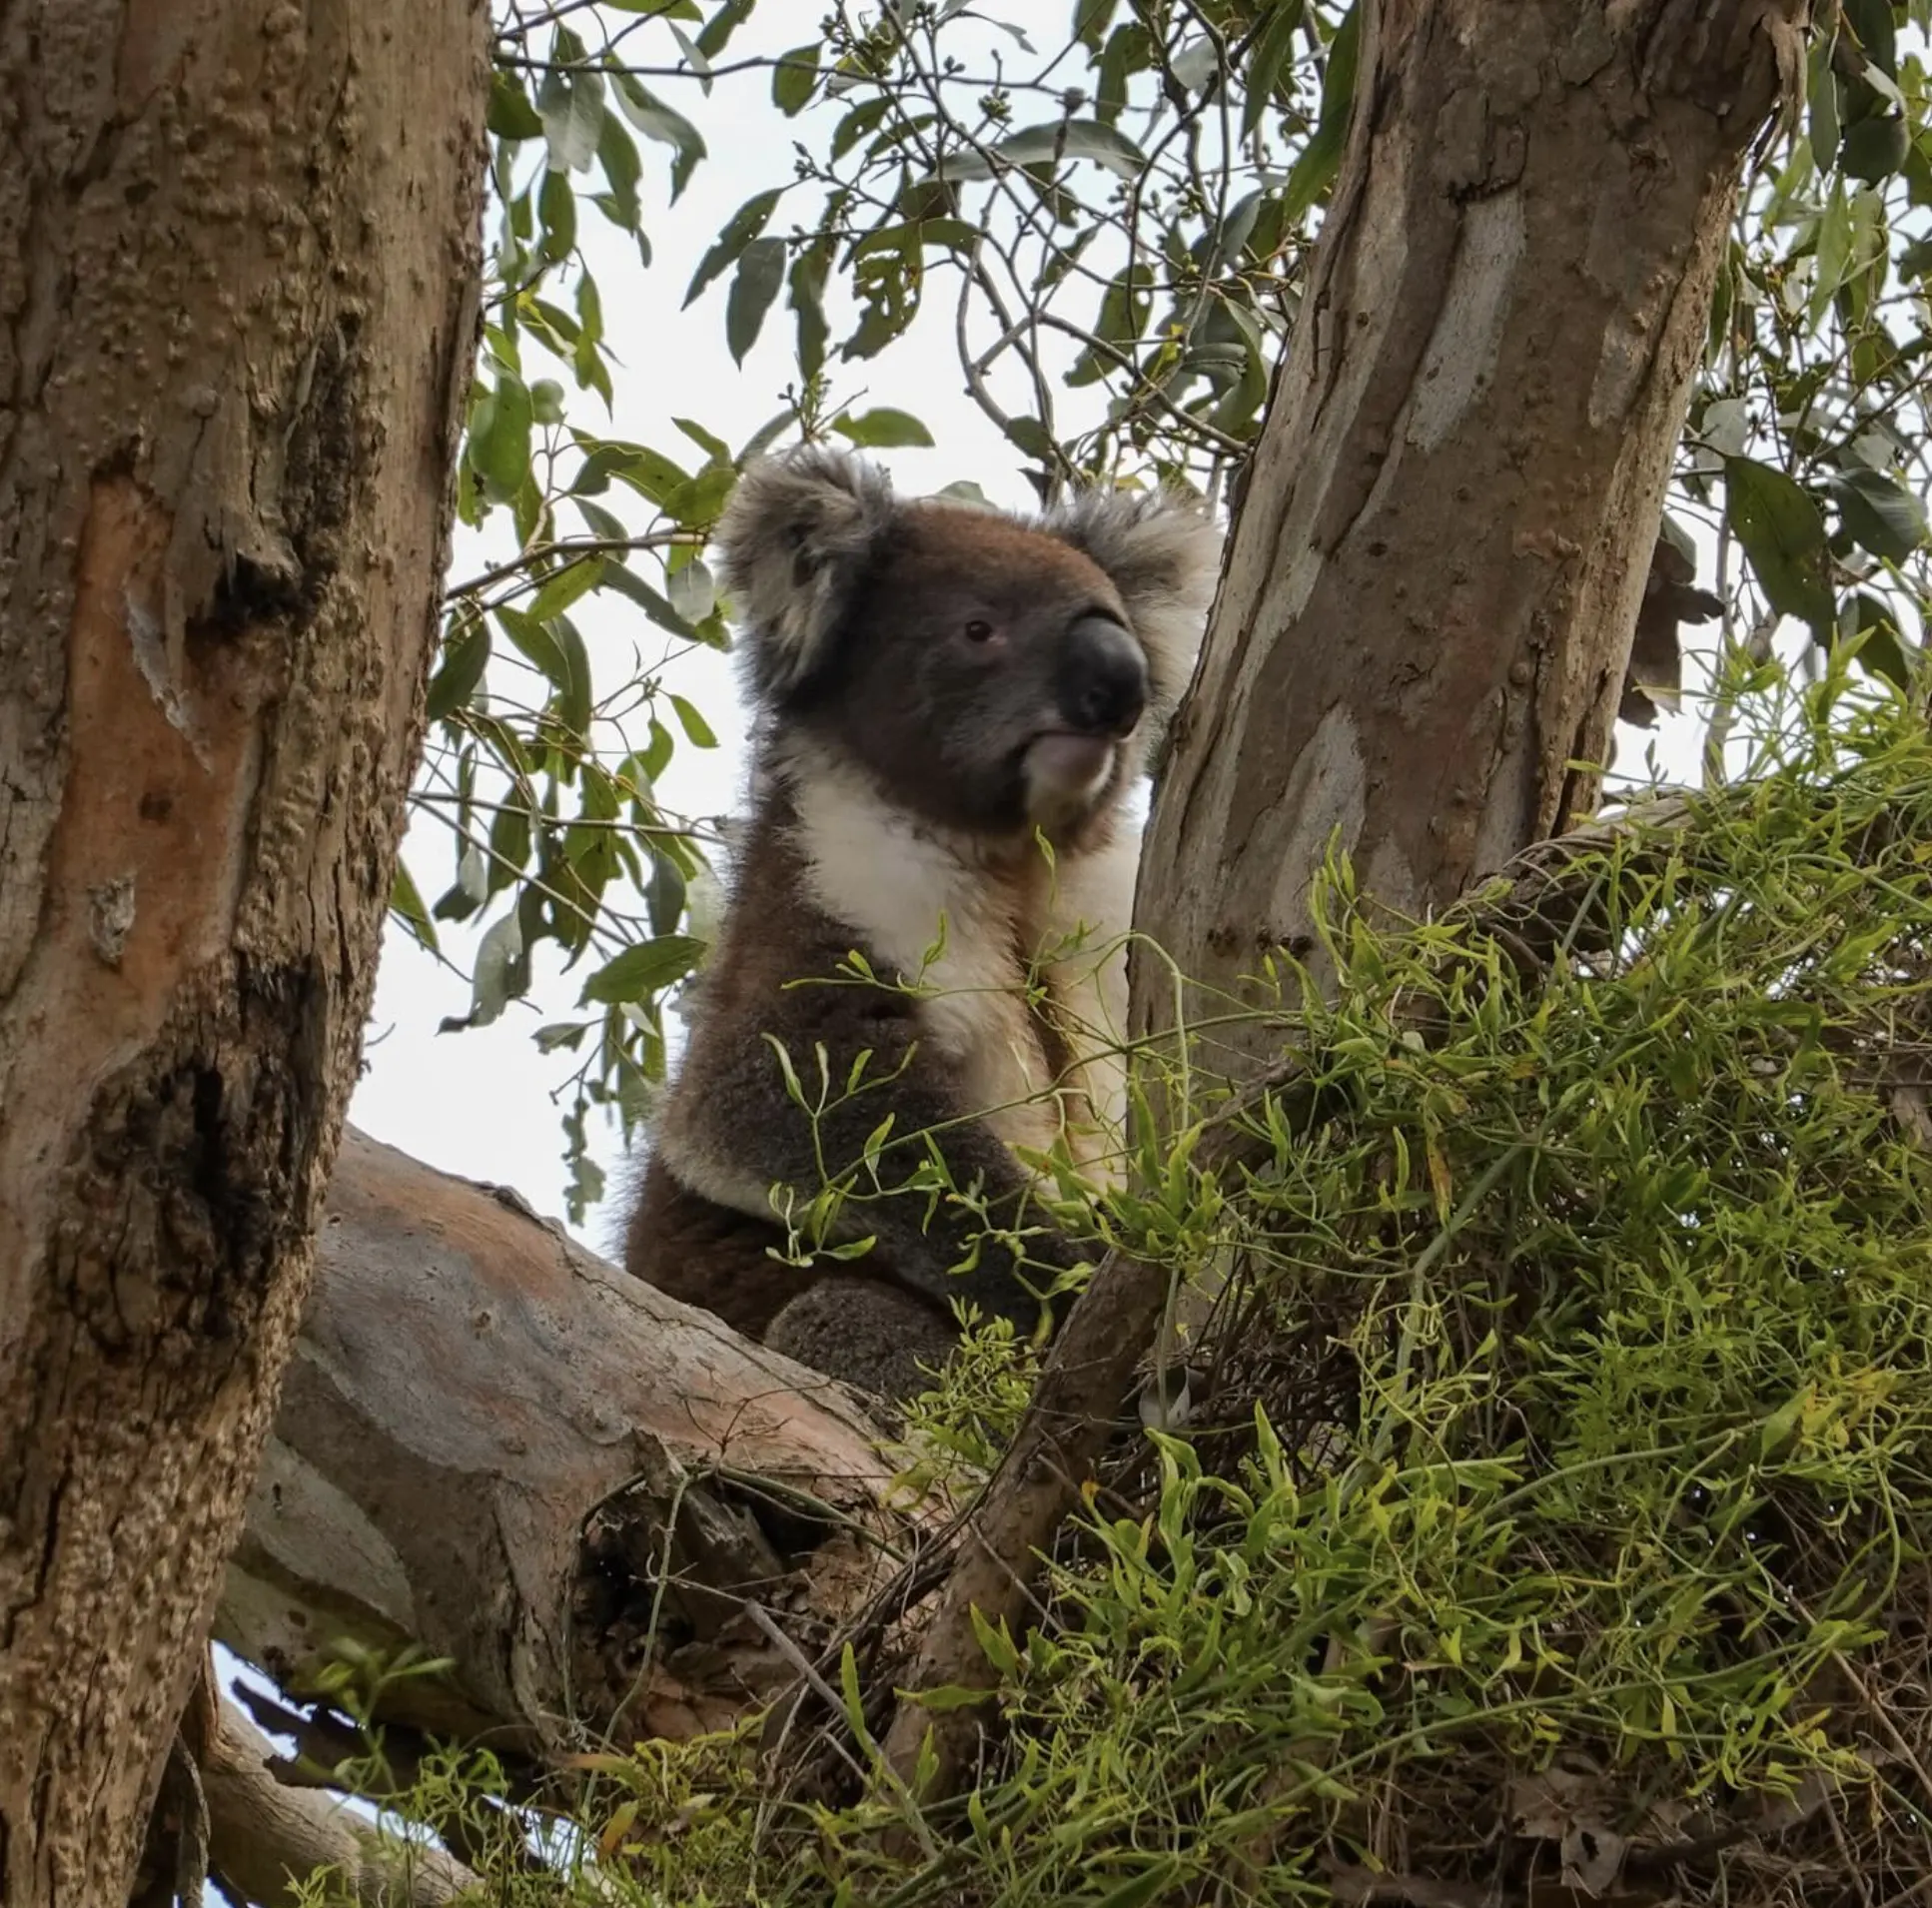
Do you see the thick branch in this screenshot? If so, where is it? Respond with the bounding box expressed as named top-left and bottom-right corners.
top-left (219, 1129), bottom-right (920, 1757)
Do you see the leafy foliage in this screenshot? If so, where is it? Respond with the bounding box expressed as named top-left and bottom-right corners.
top-left (311, 680), bottom-right (1932, 1903)
top-left (408, 0), bottom-right (1932, 1220)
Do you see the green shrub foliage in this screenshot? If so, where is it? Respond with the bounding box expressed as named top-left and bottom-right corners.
top-left (300, 680), bottom-right (1932, 1903)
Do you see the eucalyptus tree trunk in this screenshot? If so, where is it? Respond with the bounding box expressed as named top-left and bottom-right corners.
top-left (1134, 0), bottom-right (1805, 1061)
top-left (890, 0), bottom-right (1808, 1799)
top-left (0, 3), bottom-right (488, 1899)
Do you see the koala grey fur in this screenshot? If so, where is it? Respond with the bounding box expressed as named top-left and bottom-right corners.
top-left (624, 447), bottom-right (1219, 1401)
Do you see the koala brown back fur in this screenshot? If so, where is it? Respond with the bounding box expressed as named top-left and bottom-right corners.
top-left (624, 449), bottom-right (1219, 1400)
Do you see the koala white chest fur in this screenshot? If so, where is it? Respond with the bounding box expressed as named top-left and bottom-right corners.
top-left (624, 446), bottom-right (1219, 1401)
top-left (785, 734), bottom-right (1142, 1181)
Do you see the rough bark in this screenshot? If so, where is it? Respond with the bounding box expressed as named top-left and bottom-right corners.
top-left (891, 0), bottom-right (1806, 1802)
top-left (218, 1130), bottom-right (919, 1760)
top-left (0, 4), bottom-right (489, 1901)
top-left (1134, 0), bottom-right (1805, 1065)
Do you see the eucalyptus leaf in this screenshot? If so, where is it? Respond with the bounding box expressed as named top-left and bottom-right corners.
top-left (1834, 468), bottom-right (1929, 562)
top-left (582, 934), bottom-right (704, 1005)
top-left (1725, 457), bottom-right (1834, 636)
top-left (831, 407), bottom-right (935, 449)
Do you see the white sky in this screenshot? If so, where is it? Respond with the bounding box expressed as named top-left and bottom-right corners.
top-left (347, 4), bottom-right (1719, 1252)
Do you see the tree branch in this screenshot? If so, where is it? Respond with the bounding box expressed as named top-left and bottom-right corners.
top-left (218, 1130), bottom-right (926, 1761)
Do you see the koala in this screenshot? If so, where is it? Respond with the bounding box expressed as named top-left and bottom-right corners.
top-left (623, 447), bottom-right (1219, 1401)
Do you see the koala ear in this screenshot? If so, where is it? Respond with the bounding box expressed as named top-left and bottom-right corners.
top-left (714, 447), bottom-right (897, 700)
top-left (1045, 487), bottom-right (1222, 718)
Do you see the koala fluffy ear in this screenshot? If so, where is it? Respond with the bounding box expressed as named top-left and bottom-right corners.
top-left (714, 448), bottom-right (897, 699)
top-left (1045, 487), bottom-right (1222, 718)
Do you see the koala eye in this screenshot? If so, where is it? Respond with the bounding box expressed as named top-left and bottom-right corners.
top-left (963, 617), bottom-right (997, 644)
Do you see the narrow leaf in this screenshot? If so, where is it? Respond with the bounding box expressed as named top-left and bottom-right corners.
top-left (831, 407), bottom-right (935, 449)
top-left (772, 43), bottom-right (819, 116)
top-left (1725, 457), bottom-right (1833, 634)
top-left (684, 188), bottom-right (783, 308)
top-left (583, 935), bottom-right (704, 1004)
top-left (726, 237), bottom-right (786, 364)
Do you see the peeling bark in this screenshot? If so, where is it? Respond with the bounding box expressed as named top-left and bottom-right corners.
top-left (0, 4), bottom-right (489, 1900)
top-left (219, 1131), bottom-right (919, 1759)
top-left (1134, 0), bottom-right (1805, 1065)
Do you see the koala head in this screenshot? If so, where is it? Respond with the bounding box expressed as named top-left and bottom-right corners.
top-left (713, 448), bottom-right (1220, 840)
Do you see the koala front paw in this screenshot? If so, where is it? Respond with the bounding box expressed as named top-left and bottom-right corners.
top-left (763, 1277), bottom-right (960, 1403)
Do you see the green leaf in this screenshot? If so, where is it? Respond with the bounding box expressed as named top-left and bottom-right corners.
top-left (594, 109), bottom-right (643, 235)
top-left (789, 244), bottom-right (831, 381)
top-left (1282, 3), bottom-right (1360, 221)
top-left (909, 1683), bottom-right (996, 1712)
top-left (1834, 468), bottom-right (1930, 562)
top-left (672, 417), bottom-right (731, 463)
top-left (929, 116), bottom-right (1149, 182)
top-left (1068, 261), bottom-right (1153, 387)
top-left (645, 851), bottom-right (686, 937)
top-left (695, 0), bottom-right (753, 57)
top-left (389, 860), bottom-right (439, 953)
top-left (1073, 0), bottom-right (1118, 53)
top-left (1807, 33), bottom-right (1841, 171)
top-left (609, 70), bottom-right (706, 202)
top-left (1003, 415), bottom-right (1057, 465)
top-left (1097, 22), bottom-right (1145, 125)
top-left (1725, 457), bottom-right (1833, 635)
top-left (1845, 591), bottom-right (1912, 686)
top-left (667, 554), bottom-right (717, 623)
top-left (536, 57), bottom-right (602, 173)
top-left (968, 1605), bottom-right (1020, 1674)
top-left (472, 373), bottom-right (533, 503)
top-left (664, 461), bottom-right (737, 527)
top-left (608, 444), bottom-right (693, 508)
top-left (425, 618), bottom-right (491, 721)
top-left (1243, 0), bottom-right (1306, 137)
top-left (726, 237), bottom-right (786, 364)
top-left (487, 70), bottom-right (544, 141)
top-left (684, 188), bottom-right (783, 308)
top-left (1810, 178), bottom-right (1853, 327)
top-left (1844, 0), bottom-right (1897, 77)
top-left (495, 605), bottom-right (567, 687)
top-left (772, 43), bottom-right (819, 115)
top-left (1091, 1864), bottom-right (1185, 1908)
top-left (831, 96), bottom-right (892, 163)
top-left (575, 497), bottom-right (627, 541)
top-left (553, 614), bottom-right (593, 739)
top-left (1841, 113), bottom-right (1909, 183)
top-left (668, 691), bottom-right (717, 747)
top-left (582, 935), bottom-right (704, 1004)
top-left (831, 407), bottom-right (935, 449)
top-left (469, 909), bottom-right (526, 1027)
top-left (603, 562), bottom-right (697, 640)
top-left (537, 167), bottom-right (577, 266)
top-left (850, 218), bottom-right (980, 261)
top-left (525, 556), bottom-right (604, 624)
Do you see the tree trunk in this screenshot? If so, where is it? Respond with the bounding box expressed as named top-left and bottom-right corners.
top-left (0, 3), bottom-right (488, 1899)
top-left (217, 1130), bottom-right (920, 1761)
top-left (889, 0), bottom-right (1806, 1799)
top-left (1134, 0), bottom-right (1804, 1061)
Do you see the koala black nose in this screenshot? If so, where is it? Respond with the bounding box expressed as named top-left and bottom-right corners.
top-left (1057, 615), bottom-right (1148, 736)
